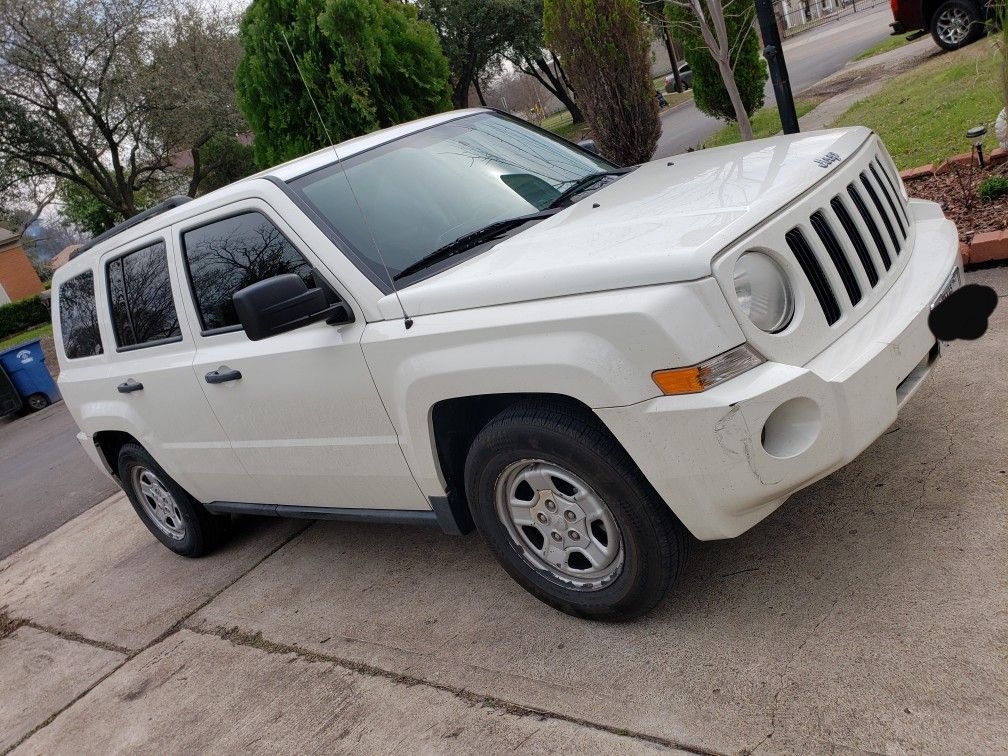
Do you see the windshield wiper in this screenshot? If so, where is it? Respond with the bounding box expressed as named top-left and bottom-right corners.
top-left (546, 168), bottom-right (633, 209)
top-left (392, 208), bottom-right (559, 281)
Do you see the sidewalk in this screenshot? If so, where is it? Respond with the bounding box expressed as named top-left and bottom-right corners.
top-left (2, 268), bottom-right (1007, 754)
top-left (799, 35), bottom-right (940, 130)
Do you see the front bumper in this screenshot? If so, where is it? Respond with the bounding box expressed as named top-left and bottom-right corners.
top-left (596, 200), bottom-right (961, 540)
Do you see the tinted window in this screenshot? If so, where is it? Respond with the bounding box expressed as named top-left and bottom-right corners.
top-left (181, 212), bottom-right (314, 331)
top-left (59, 271), bottom-right (103, 359)
top-left (107, 241), bottom-right (181, 348)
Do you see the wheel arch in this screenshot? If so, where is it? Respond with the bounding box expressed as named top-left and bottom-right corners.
top-left (429, 392), bottom-right (668, 536)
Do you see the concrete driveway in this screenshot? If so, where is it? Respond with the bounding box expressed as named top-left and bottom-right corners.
top-left (1, 268), bottom-right (1005, 754)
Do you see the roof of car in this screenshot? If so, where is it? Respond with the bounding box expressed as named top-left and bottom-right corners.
top-left (55, 108), bottom-right (488, 278)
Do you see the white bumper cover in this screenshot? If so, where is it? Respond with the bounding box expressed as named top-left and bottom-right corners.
top-left (596, 200), bottom-right (961, 540)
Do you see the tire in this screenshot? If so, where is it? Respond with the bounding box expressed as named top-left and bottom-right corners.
top-left (25, 393), bottom-right (50, 411)
top-left (117, 442), bottom-right (229, 557)
top-left (930, 0), bottom-right (983, 50)
top-left (464, 401), bottom-right (688, 621)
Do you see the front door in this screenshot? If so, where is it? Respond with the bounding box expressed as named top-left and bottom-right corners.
top-left (174, 203), bottom-right (428, 512)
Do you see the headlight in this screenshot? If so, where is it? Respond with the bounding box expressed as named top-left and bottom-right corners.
top-left (733, 251), bottom-right (794, 333)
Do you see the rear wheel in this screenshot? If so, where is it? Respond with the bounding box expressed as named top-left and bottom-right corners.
top-left (464, 401), bottom-right (688, 620)
top-left (930, 0), bottom-right (983, 50)
top-left (117, 443), bottom-right (229, 557)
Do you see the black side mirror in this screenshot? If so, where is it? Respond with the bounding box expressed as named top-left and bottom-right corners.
top-left (577, 139), bottom-right (599, 155)
top-left (233, 273), bottom-right (352, 341)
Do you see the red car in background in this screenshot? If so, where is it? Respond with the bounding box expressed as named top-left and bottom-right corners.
top-left (890, 0), bottom-right (991, 50)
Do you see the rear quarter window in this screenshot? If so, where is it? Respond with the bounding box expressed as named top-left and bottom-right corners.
top-left (59, 270), bottom-right (103, 359)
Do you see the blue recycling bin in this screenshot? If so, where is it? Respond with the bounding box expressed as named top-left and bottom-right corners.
top-left (0, 338), bottom-right (61, 411)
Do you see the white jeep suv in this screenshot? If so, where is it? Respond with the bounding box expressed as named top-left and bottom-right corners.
top-left (53, 110), bottom-right (961, 619)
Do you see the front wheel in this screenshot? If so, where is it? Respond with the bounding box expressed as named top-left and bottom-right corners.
top-left (464, 402), bottom-right (688, 620)
top-left (930, 0), bottom-right (983, 50)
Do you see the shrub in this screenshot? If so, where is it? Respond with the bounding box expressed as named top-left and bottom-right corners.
top-left (978, 175), bottom-right (1008, 200)
top-left (666, 0), bottom-right (767, 123)
top-left (544, 0), bottom-right (660, 165)
top-left (0, 295), bottom-right (50, 341)
top-left (237, 0), bottom-right (452, 168)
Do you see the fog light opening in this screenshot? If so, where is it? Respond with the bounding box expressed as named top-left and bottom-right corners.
top-left (761, 398), bottom-right (821, 459)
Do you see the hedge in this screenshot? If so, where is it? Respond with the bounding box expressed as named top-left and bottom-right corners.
top-left (0, 295), bottom-right (51, 341)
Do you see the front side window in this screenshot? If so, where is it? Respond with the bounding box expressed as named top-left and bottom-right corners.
top-left (181, 211), bottom-right (314, 331)
top-left (59, 271), bottom-right (103, 359)
top-left (107, 241), bottom-right (181, 348)
top-left (291, 112), bottom-right (614, 284)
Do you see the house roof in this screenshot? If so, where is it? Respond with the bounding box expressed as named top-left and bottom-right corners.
top-left (49, 244), bottom-right (81, 271)
top-left (0, 226), bottom-right (19, 249)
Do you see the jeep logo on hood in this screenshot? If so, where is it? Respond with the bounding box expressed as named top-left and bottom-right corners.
top-left (814, 151), bottom-right (841, 168)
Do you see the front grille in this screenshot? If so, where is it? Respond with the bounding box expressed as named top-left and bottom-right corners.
top-left (787, 149), bottom-right (911, 326)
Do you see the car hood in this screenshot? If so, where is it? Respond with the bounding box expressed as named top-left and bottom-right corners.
top-left (380, 127), bottom-right (873, 318)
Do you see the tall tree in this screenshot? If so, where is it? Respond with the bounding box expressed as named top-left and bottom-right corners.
top-left (237, 0), bottom-right (452, 167)
top-left (0, 0), bottom-right (171, 223)
top-left (418, 0), bottom-right (532, 109)
top-left (641, 0), bottom-right (684, 93)
top-left (545, 0), bottom-right (660, 164)
top-left (146, 2), bottom-right (257, 197)
top-left (665, 0), bottom-right (766, 139)
top-left (508, 0), bottom-right (585, 123)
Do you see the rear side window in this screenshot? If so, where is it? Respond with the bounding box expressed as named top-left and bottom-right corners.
top-left (107, 241), bottom-right (181, 349)
top-left (59, 271), bottom-right (103, 359)
top-left (181, 211), bottom-right (314, 332)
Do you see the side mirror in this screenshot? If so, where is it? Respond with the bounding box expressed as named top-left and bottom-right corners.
top-left (233, 273), bottom-right (352, 342)
top-left (577, 139), bottom-right (600, 155)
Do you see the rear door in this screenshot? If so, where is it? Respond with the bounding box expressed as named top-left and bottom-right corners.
top-left (98, 233), bottom-right (257, 504)
top-left (173, 200), bottom-right (427, 512)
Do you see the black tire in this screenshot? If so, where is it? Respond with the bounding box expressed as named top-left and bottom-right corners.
top-left (464, 401), bottom-right (688, 621)
top-left (117, 442), bottom-right (229, 557)
top-left (25, 393), bottom-right (50, 411)
top-left (930, 0), bottom-right (984, 50)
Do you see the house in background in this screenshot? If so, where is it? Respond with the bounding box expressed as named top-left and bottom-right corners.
top-left (48, 244), bottom-right (81, 273)
top-left (0, 227), bottom-right (44, 305)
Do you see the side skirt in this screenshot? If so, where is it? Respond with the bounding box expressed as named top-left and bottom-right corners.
top-left (203, 498), bottom-right (475, 535)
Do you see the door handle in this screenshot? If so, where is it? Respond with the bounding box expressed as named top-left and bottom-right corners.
top-left (117, 380), bottom-right (144, 394)
top-left (205, 368), bottom-right (242, 384)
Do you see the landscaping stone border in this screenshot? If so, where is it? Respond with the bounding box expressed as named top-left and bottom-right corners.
top-left (899, 148), bottom-right (1008, 266)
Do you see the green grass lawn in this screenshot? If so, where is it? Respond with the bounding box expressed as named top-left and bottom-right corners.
top-left (701, 98), bottom-right (819, 148)
top-left (0, 323), bottom-right (53, 351)
top-left (852, 34), bottom-right (914, 62)
top-left (832, 40), bottom-right (1002, 169)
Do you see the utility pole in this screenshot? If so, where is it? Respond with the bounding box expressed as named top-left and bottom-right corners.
top-left (753, 0), bottom-right (800, 133)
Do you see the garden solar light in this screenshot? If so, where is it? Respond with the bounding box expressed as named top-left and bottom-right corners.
top-left (967, 125), bottom-right (987, 167)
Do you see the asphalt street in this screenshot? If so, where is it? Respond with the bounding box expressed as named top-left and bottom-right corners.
top-left (654, 6), bottom-right (900, 158)
top-left (0, 403), bottom-right (118, 559)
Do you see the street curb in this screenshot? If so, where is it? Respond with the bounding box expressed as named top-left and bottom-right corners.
top-left (659, 96), bottom-right (695, 119)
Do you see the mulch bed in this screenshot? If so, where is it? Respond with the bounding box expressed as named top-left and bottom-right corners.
top-left (904, 163), bottom-right (1008, 244)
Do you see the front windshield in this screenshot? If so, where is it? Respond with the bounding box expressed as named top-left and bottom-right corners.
top-left (290, 112), bottom-right (614, 285)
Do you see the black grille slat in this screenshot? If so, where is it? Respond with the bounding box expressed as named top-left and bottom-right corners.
top-left (848, 184), bottom-right (891, 270)
top-left (830, 196), bottom-right (878, 287)
top-left (785, 227), bottom-right (841, 326)
top-left (810, 211), bottom-right (861, 305)
top-left (860, 172), bottom-right (901, 254)
top-left (869, 163), bottom-right (906, 239)
top-left (875, 156), bottom-right (910, 227)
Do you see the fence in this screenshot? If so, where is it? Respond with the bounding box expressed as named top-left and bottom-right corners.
top-left (774, 0), bottom-right (890, 38)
